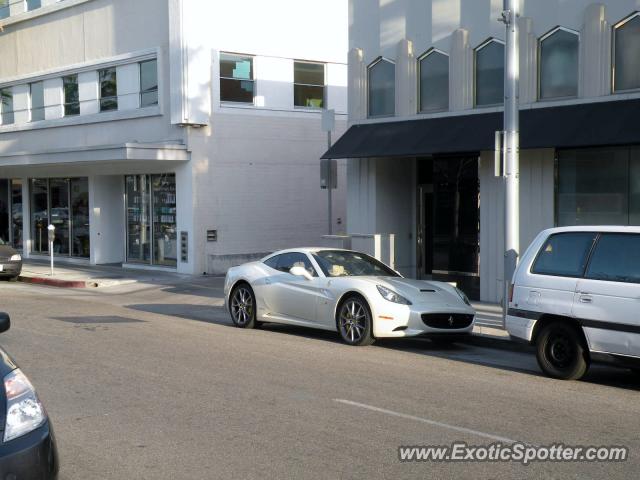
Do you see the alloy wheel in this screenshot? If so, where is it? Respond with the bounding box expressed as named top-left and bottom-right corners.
top-left (339, 300), bottom-right (367, 344)
top-left (231, 287), bottom-right (254, 326)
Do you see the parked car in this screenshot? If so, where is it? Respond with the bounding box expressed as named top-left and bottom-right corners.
top-left (224, 248), bottom-right (475, 345)
top-left (0, 312), bottom-right (59, 479)
top-left (0, 240), bottom-right (21, 281)
top-left (506, 226), bottom-right (640, 380)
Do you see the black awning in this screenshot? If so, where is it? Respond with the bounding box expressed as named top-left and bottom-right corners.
top-left (322, 98), bottom-right (640, 159)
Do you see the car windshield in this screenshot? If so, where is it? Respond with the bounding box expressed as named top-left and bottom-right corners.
top-left (312, 250), bottom-right (400, 277)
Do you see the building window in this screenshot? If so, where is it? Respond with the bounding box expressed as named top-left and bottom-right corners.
top-left (0, 0), bottom-right (9, 19)
top-left (25, 0), bottom-right (41, 12)
top-left (474, 39), bottom-right (504, 107)
top-left (556, 147), bottom-right (640, 226)
top-left (63, 75), bottom-right (80, 116)
top-left (99, 67), bottom-right (118, 112)
top-left (30, 81), bottom-right (45, 122)
top-left (294, 61), bottom-right (325, 108)
top-left (539, 27), bottom-right (579, 100)
top-left (220, 53), bottom-right (254, 103)
top-left (368, 57), bottom-right (395, 117)
top-left (419, 49), bottom-right (449, 113)
top-left (613, 12), bottom-right (640, 92)
top-left (0, 89), bottom-right (13, 125)
top-left (140, 59), bottom-right (158, 107)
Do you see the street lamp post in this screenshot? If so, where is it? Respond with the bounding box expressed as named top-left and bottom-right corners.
top-left (501, 0), bottom-right (520, 319)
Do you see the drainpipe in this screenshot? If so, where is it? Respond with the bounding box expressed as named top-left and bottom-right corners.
top-left (500, 0), bottom-right (520, 320)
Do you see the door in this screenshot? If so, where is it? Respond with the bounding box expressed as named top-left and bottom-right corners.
top-left (572, 233), bottom-right (640, 356)
top-left (264, 252), bottom-right (321, 324)
top-left (49, 179), bottom-right (70, 255)
top-left (126, 175), bottom-right (152, 264)
top-left (30, 179), bottom-right (49, 254)
top-left (417, 184), bottom-right (433, 280)
top-left (527, 232), bottom-right (597, 318)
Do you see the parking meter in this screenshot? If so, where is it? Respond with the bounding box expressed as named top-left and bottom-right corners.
top-left (47, 225), bottom-right (55, 275)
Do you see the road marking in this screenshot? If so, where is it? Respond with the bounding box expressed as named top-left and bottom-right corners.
top-left (334, 399), bottom-right (520, 444)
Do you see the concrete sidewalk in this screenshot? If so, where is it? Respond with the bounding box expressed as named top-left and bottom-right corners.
top-left (17, 259), bottom-right (198, 289)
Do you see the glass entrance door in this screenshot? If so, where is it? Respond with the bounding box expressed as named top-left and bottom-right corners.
top-left (126, 175), bottom-right (152, 264)
top-left (49, 179), bottom-right (70, 255)
top-left (70, 178), bottom-right (90, 257)
top-left (126, 174), bottom-right (177, 267)
top-left (31, 179), bottom-right (49, 254)
top-left (11, 179), bottom-right (22, 250)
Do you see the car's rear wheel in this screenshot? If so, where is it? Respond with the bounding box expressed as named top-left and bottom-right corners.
top-left (536, 322), bottom-right (589, 380)
top-left (230, 284), bottom-right (258, 329)
top-left (337, 295), bottom-right (374, 346)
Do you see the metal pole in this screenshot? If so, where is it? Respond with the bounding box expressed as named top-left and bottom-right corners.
top-left (328, 131), bottom-right (333, 235)
top-left (502, 0), bottom-right (520, 320)
top-left (50, 240), bottom-right (54, 276)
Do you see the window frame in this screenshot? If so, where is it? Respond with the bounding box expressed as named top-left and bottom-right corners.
top-left (529, 232), bottom-right (598, 279)
top-left (473, 38), bottom-right (505, 108)
top-left (293, 60), bottom-right (326, 110)
top-left (219, 52), bottom-right (255, 105)
top-left (24, 0), bottom-right (41, 12)
top-left (417, 48), bottom-right (450, 114)
top-left (537, 26), bottom-right (580, 101)
top-left (367, 56), bottom-right (396, 118)
top-left (139, 58), bottom-right (159, 108)
top-left (612, 11), bottom-right (640, 94)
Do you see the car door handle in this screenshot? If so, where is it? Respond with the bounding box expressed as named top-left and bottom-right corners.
top-left (579, 295), bottom-right (592, 303)
top-left (265, 278), bottom-right (271, 284)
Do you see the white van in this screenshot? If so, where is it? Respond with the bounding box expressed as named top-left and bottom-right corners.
top-left (506, 226), bottom-right (640, 380)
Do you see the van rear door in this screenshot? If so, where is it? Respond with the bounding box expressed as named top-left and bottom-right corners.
top-left (572, 233), bottom-right (640, 357)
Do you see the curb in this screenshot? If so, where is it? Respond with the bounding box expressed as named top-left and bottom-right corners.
top-left (462, 332), bottom-right (534, 353)
top-left (17, 276), bottom-right (97, 289)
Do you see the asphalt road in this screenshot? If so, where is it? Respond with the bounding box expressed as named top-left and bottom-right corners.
top-left (0, 277), bottom-right (638, 479)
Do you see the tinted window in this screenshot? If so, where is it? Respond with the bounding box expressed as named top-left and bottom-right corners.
top-left (614, 14), bottom-right (640, 92)
top-left (475, 40), bottom-right (504, 106)
top-left (531, 232), bottom-right (596, 277)
top-left (263, 255), bottom-right (280, 270)
top-left (276, 253), bottom-right (317, 277)
top-left (539, 29), bottom-right (579, 99)
top-left (140, 59), bottom-right (159, 107)
top-left (99, 68), bottom-right (118, 112)
top-left (586, 234), bottom-right (640, 283)
top-left (313, 250), bottom-right (399, 277)
top-left (294, 61), bottom-right (325, 108)
top-left (220, 53), bottom-right (254, 103)
top-left (368, 58), bottom-right (395, 117)
top-left (419, 51), bottom-right (449, 113)
top-left (30, 82), bottom-right (45, 122)
top-left (63, 75), bottom-right (80, 117)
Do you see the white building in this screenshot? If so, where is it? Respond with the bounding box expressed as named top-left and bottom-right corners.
top-left (0, 0), bottom-right (348, 274)
top-left (325, 0), bottom-right (640, 302)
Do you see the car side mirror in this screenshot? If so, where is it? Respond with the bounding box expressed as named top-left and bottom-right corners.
top-left (0, 313), bottom-right (10, 334)
top-left (289, 266), bottom-right (313, 281)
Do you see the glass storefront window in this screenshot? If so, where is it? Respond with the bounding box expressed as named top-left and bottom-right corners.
top-left (0, 180), bottom-right (8, 243)
top-left (29, 178), bottom-right (89, 257)
top-left (71, 178), bottom-right (90, 257)
top-left (557, 149), bottom-right (630, 225)
top-left (11, 180), bottom-right (22, 250)
top-left (126, 174), bottom-right (177, 267)
top-left (152, 174), bottom-right (177, 267)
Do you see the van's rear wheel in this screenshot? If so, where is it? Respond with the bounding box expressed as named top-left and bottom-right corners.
top-left (536, 322), bottom-right (589, 380)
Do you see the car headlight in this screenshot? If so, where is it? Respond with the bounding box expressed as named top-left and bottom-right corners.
top-left (3, 369), bottom-right (46, 442)
top-left (376, 285), bottom-right (412, 305)
top-left (455, 288), bottom-right (471, 306)
top-left (9, 254), bottom-right (21, 262)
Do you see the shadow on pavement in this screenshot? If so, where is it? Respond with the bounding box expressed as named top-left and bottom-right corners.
top-left (125, 303), bottom-right (640, 391)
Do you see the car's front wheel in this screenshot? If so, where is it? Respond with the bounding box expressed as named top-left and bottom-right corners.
top-left (536, 322), bottom-right (589, 380)
top-left (229, 284), bottom-right (258, 329)
top-left (337, 295), bottom-right (374, 346)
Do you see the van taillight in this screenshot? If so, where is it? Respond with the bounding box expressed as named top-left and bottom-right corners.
top-left (508, 284), bottom-right (514, 304)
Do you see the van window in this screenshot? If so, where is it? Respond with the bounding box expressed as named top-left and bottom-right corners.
top-left (531, 232), bottom-right (596, 277)
top-left (585, 233), bottom-right (640, 283)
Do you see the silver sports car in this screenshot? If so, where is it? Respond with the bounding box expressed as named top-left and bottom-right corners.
top-left (224, 248), bottom-right (476, 346)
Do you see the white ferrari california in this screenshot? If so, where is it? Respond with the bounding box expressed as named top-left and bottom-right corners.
top-left (224, 248), bottom-right (476, 346)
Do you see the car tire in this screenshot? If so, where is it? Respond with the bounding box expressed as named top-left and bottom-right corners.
top-left (337, 295), bottom-right (375, 346)
top-left (536, 322), bottom-right (589, 380)
top-left (229, 283), bottom-right (258, 329)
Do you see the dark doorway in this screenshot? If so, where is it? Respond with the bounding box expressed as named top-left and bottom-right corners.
top-left (417, 157), bottom-right (480, 299)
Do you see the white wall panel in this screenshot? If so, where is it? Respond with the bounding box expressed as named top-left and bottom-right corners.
top-left (43, 77), bottom-right (63, 120)
top-left (12, 84), bottom-right (30, 124)
top-left (78, 70), bottom-right (99, 115)
top-left (116, 63), bottom-right (140, 111)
